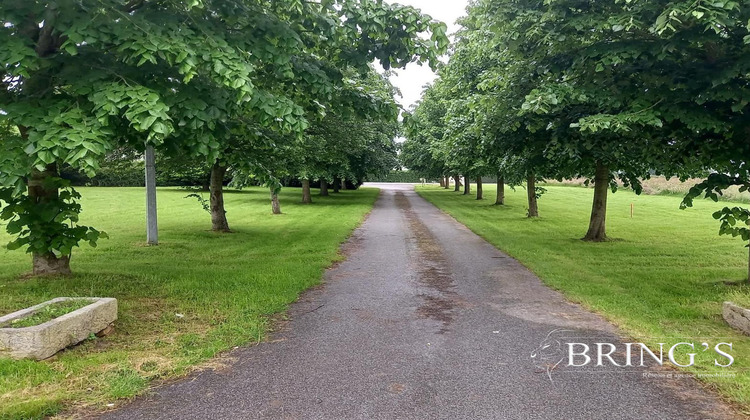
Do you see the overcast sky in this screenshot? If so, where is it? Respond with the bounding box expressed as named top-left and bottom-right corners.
top-left (386, 1), bottom-right (470, 110)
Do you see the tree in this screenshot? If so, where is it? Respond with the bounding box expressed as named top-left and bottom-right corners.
top-left (470, 0), bottom-right (664, 233)
top-left (414, 13), bottom-right (552, 217)
top-left (683, 178), bottom-right (750, 284)
top-left (399, 134), bottom-right (448, 184)
top-left (403, 76), bottom-right (486, 198)
top-left (0, 1), bottom-right (296, 271)
top-left (191, 3), bottom-right (444, 226)
top-left (229, 128), bottom-right (295, 216)
top-left (295, 69), bottom-right (400, 204)
top-left (436, 23), bottom-right (501, 202)
top-left (487, 0), bottom-right (750, 260)
top-left (401, 86), bottom-right (451, 183)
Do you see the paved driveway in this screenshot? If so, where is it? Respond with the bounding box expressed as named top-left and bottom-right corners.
top-left (102, 184), bottom-right (737, 420)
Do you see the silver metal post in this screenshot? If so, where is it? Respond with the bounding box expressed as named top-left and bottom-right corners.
top-left (145, 145), bottom-right (158, 245)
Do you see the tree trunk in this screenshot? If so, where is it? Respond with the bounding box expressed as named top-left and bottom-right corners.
top-left (320, 179), bottom-right (329, 196)
top-left (201, 170), bottom-right (210, 191)
top-left (29, 162), bottom-right (72, 276)
top-left (495, 175), bottom-right (505, 205)
top-left (527, 174), bottom-right (539, 218)
top-left (33, 253), bottom-right (71, 276)
top-left (270, 188), bottom-right (282, 215)
top-left (583, 161), bottom-right (609, 242)
top-left (454, 175), bottom-right (461, 192)
top-left (463, 175), bottom-right (470, 195)
top-left (439, 177), bottom-right (445, 188)
top-left (302, 179), bottom-right (312, 204)
top-left (340, 178), bottom-right (346, 191)
top-left (444, 176), bottom-right (450, 189)
top-left (333, 177), bottom-right (341, 193)
top-left (476, 177), bottom-right (483, 200)
top-left (210, 161), bottom-right (230, 232)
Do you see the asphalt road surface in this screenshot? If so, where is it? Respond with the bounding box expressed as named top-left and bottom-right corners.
top-left (102, 183), bottom-right (738, 420)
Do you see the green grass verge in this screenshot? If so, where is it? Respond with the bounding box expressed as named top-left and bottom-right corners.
top-left (728, 290), bottom-right (750, 309)
top-left (0, 186), bottom-right (378, 420)
top-left (417, 184), bottom-right (750, 413)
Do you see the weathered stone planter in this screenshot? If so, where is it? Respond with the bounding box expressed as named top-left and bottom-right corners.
top-left (723, 301), bottom-right (750, 336)
top-left (0, 297), bottom-right (117, 360)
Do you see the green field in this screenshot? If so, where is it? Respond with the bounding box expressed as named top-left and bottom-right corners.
top-left (417, 184), bottom-right (750, 412)
top-left (0, 186), bottom-right (378, 420)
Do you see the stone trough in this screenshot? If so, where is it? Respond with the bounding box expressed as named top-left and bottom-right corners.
top-left (0, 297), bottom-right (117, 360)
top-left (723, 301), bottom-right (750, 336)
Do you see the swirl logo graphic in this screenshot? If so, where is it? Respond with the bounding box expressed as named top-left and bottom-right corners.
top-left (530, 329), bottom-right (573, 382)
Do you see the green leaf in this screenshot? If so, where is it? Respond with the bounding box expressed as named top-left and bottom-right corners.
top-left (64, 43), bottom-right (78, 56)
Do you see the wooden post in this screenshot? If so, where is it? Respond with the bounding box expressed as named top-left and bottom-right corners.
top-left (630, 203), bottom-right (634, 219)
top-left (145, 145), bottom-right (158, 245)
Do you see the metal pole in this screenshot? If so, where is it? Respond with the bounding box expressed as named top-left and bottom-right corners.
top-left (145, 145), bottom-right (158, 245)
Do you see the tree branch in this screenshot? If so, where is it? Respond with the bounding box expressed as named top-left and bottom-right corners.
top-left (35, 3), bottom-right (59, 57)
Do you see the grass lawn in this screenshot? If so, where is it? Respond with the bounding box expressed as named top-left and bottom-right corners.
top-left (0, 186), bottom-right (378, 420)
top-left (417, 184), bottom-right (750, 413)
